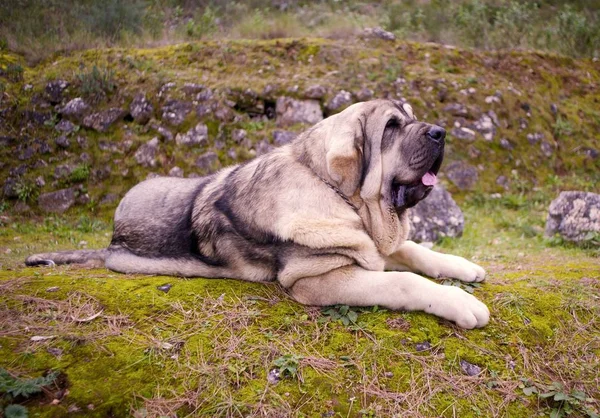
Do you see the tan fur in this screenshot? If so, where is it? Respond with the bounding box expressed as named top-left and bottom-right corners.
top-left (26, 100), bottom-right (490, 328)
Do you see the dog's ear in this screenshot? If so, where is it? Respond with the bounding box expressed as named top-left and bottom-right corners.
top-left (326, 126), bottom-right (362, 196)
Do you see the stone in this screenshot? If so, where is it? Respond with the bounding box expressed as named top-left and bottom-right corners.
top-left (82, 108), bottom-right (126, 132)
top-left (500, 138), bottom-right (514, 150)
top-left (527, 132), bottom-right (543, 145)
top-left (161, 100), bottom-right (192, 126)
top-left (304, 85), bottom-right (327, 100)
top-left (326, 90), bottom-right (353, 112)
top-left (450, 127), bottom-right (476, 142)
top-left (195, 87), bottom-right (213, 102)
top-left (545, 191), bottom-right (600, 243)
top-left (155, 125), bottom-right (173, 142)
top-left (276, 97), bottom-right (323, 126)
top-left (460, 360), bottom-right (482, 376)
top-left (496, 175), bottom-right (510, 190)
top-left (175, 123), bottom-right (208, 147)
top-left (55, 119), bottom-right (75, 134)
top-left (232, 129), bottom-right (247, 144)
top-left (45, 79), bottom-right (69, 104)
top-left (408, 185), bottom-right (465, 242)
top-left (181, 83), bottom-right (205, 95)
top-left (361, 27), bottom-right (396, 41)
top-left (99, 194), bottom-right (118, 206)
top-left (214, 105), bottom-right (234, 122)
top-left (443, 103), bottom-right (468, 117)
top-left (2, 177), bottom-right (18, 198)
top-left (273, 130), bottom-right (297, 146)
top-left (355, 87), bottom-right (374, 102)
top-left (38, 188), bottom-right (76, 214)
top-left (540, 141), bottom-right (554, 157)
top-left (54, 164), bottom-right (74, 179)
top-left (129, 94), bottom-right (154, 125)
top-left (445, 161), bottom-right (479, 190)
top-left (227, 88), bottom-right (263, 114)
top-left (59, 98), bottom-right (89, 122)
top-left (134, 137), bottom-right (159, 168)
top-left (55, 135), bottom-right (70, 148)
top-left (473, 113), bottom-right (495, 141)
top-left (168, 166), bottom-right (184, 177)
top-left (255, 139), bottom-right (274, 156)
top-left (77, 136), bottom-right (88, 148)
top-left (35, 176), bottom-right (46, 187)
top-left (195, 151), bottom-right (219, 173)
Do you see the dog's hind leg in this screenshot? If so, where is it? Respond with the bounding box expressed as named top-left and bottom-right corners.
top-left (25, 249), bottom-right (108, 267)
top-left (105, 250), bottom-right (226, 278)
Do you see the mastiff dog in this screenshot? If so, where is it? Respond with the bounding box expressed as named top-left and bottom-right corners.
top-left (26, 99), bottom-right (489, 329)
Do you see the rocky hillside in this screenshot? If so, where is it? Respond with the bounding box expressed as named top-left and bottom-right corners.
top-left (0, 37), bottom-right (599, 217)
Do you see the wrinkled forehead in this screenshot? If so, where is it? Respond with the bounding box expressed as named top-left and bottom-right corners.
top-left (389, 100), bottom-right (416, 120)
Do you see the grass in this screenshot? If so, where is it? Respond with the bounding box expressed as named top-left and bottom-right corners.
top-left (1, 0), bottom-right (599, 63)
top-left (0, 200), bottom-right (598, 417)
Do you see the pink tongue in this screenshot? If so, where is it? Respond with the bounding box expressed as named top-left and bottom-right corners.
top-left (422, 172), bottom-right (437, 187)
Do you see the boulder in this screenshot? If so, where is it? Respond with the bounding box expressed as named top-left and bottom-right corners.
top-left (82, 108), bottom-right (126, 132)
top-left (45, 79), bottom-right (69, 104)
top-left (175, 123), bottom-right (208, 147)
top-left (134, 137), bottom-right (159, 168)
top-left (443, 103), bottom-right (468, 117)
top-left (408, 185), bottom-right (464, 242)
top-left (472, 113), bottom-right (496, 141)
top-left (55, 119), bottom-right (75, 134)
top-left (168, 166), bottom-right (184, 177)
top-left (129, 94), bottom-right (154, 125)
top-left (273, 130), bottom-right (297, 146)
top-left (445, 161), bottom-right (479, 190)
top-left (276, 97), bottom-right (323, 126)
top-left (361, 27), bottom-right (396, 41)
top-left (195, 151), bottom-right (219, 173)
top-left (59, 98), bottom-right (89, 122)
top-left (326, 90), bottom-right (353, 112)
top-left (355, 87), bottom-right (374, 102)
top-left (38, 188), bottom-right (76, 214)
top-left (304, 85), bottom-right (327, 100)
top-left (450, 127), bottom-right (476, 142)
top-left (161, 100), bottom-right (192, 126)
top-left (545, 191), bottom-right (600, 243)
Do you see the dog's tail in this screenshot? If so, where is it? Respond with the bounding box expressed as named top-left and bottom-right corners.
top-left (25, 249), bottom-right (108, 267)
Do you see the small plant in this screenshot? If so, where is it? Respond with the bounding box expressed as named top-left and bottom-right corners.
top-left (441, 278), bottom-right (481, 294)
top-left (553, 117), bottom-right (573, 138)
top-left (320, 305), bottom-right (358, 326)
top-left (2, 63), bottom-right (24, 82)
top-left (76, 65), bottom-right (115, 103)
top-left (14, 181), bottom-right (37, 203)
top-left (69, 164), bottom-right (90, 183)
top-left (272, 354), bottom-right (302, 379)
top-left (539, 382), bottom-right (598, 418)
top-left (185, 7), bottom-right (218, 39)
top-left (0, 368), bottom-right (59, 418)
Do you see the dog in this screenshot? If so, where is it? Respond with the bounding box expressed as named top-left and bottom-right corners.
top-left (26, 99), bottom-right (489, 329)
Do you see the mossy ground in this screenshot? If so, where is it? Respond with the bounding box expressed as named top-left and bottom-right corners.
top-left (0, 202), bottom-right (598, 417)
top-left (1, 38), bottom-right (599, 417)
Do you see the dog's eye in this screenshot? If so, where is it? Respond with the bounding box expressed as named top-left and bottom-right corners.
top-left (385, 118), bottom-right (401, 129)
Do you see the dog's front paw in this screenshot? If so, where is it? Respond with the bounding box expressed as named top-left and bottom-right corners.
top-left (427, 286), bottom-right (489, 329)
top-left (440, 255), bottom-right (486, 283)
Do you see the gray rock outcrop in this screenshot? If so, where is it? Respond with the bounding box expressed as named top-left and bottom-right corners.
top-left (445, 162), bottom-right (479, 190)
top-left (59, 98), bottom-right (89, 122)
top-left (408, 185), bottom-right (464, 242)
top-left (175, 123), bottom-right (208, 147)
top-left (276, 97), bottom-right (323, 126)
top-left (545, 191), bottom-right (600, 243)
top-left (38, 188), bottom-right (76, 214)
top-left (130, 94), bottom-right (154, 124)
top-left (82, 108), bottom-right (126, 132)
top-left (134, 137), bottom-right (159, 168)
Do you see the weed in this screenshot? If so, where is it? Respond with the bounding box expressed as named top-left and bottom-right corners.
top-left (441, 278), bottom-right (481, 294)
top-left (1, 63), bottom-right (24, 82)
top-left (539, 382), bottom-right (598, 418)
top-left (553, 117), bottom-right (573, 138)
top-left (272, 354), bottom-right (302, 379)
top-left (76, 65), bottom-right (115, 103)
top-left (14, 181), bottom-right (37, 203)
top-left (0, 368), bottom-right (59, 417)
top-left (68, 164), bottom-right (90, 183)
top-left (320, 304), bottom-right (359, 326)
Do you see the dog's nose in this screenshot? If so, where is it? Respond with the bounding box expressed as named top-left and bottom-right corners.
top-left (427, 126), bottom-right (446, 143)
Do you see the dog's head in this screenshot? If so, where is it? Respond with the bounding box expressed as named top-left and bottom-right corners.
top-left (325, 99), bottom-right (445, 213)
